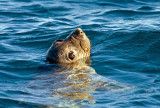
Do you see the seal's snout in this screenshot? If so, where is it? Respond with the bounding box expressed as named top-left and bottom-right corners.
top-left (73, 28), bottom-right (83, 35)
top-left (76, 28), bottom-right (83, 34)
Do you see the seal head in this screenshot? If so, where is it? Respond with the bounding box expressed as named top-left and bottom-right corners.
top-left (46, 28), bottom-right (91, 64)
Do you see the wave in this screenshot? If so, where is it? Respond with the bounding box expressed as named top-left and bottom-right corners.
top-left (0, 11), bottom-right (38, 18)
top-left (102, 9), bottom-right (160, 17)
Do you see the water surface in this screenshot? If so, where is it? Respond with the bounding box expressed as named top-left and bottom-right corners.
top-left (0, 0), bottom-right (160, 107)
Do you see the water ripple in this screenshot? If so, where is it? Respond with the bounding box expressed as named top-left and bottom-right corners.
top-left (0, 0), bottom-right (160, 107)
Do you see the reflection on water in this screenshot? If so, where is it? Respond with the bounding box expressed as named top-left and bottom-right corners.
top-left (29, 57), bottom-right (132, 107)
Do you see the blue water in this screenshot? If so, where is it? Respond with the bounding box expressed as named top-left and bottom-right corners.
top-left (0, 0), bottom-right (160, 107)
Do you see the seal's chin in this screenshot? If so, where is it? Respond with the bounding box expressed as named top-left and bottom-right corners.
top-left (46, 57), bottom-right (57, 64)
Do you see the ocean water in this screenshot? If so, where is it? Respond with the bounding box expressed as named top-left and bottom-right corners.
top-left (0, 0), bottom-right (160, 107)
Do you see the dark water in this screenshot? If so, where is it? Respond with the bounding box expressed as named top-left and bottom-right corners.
top-left (0, 0), bottom-right (160, 107)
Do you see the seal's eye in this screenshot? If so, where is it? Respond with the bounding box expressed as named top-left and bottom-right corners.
top-left (68, 51), bottom-right (75, 60)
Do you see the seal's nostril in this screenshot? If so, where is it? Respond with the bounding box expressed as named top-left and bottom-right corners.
top-left (71, 28), bottom-right (84, 38)
top-left (73, 28), bottom-right (83, 35)
top-left (74, 29), bottom-right (79, 35)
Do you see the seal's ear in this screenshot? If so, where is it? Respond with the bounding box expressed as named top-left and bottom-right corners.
top-left (54, 40), bottom-right (63, 47)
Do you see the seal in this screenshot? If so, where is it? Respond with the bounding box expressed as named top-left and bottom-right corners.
top-left (45, 28), bottom-right (132, 100)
